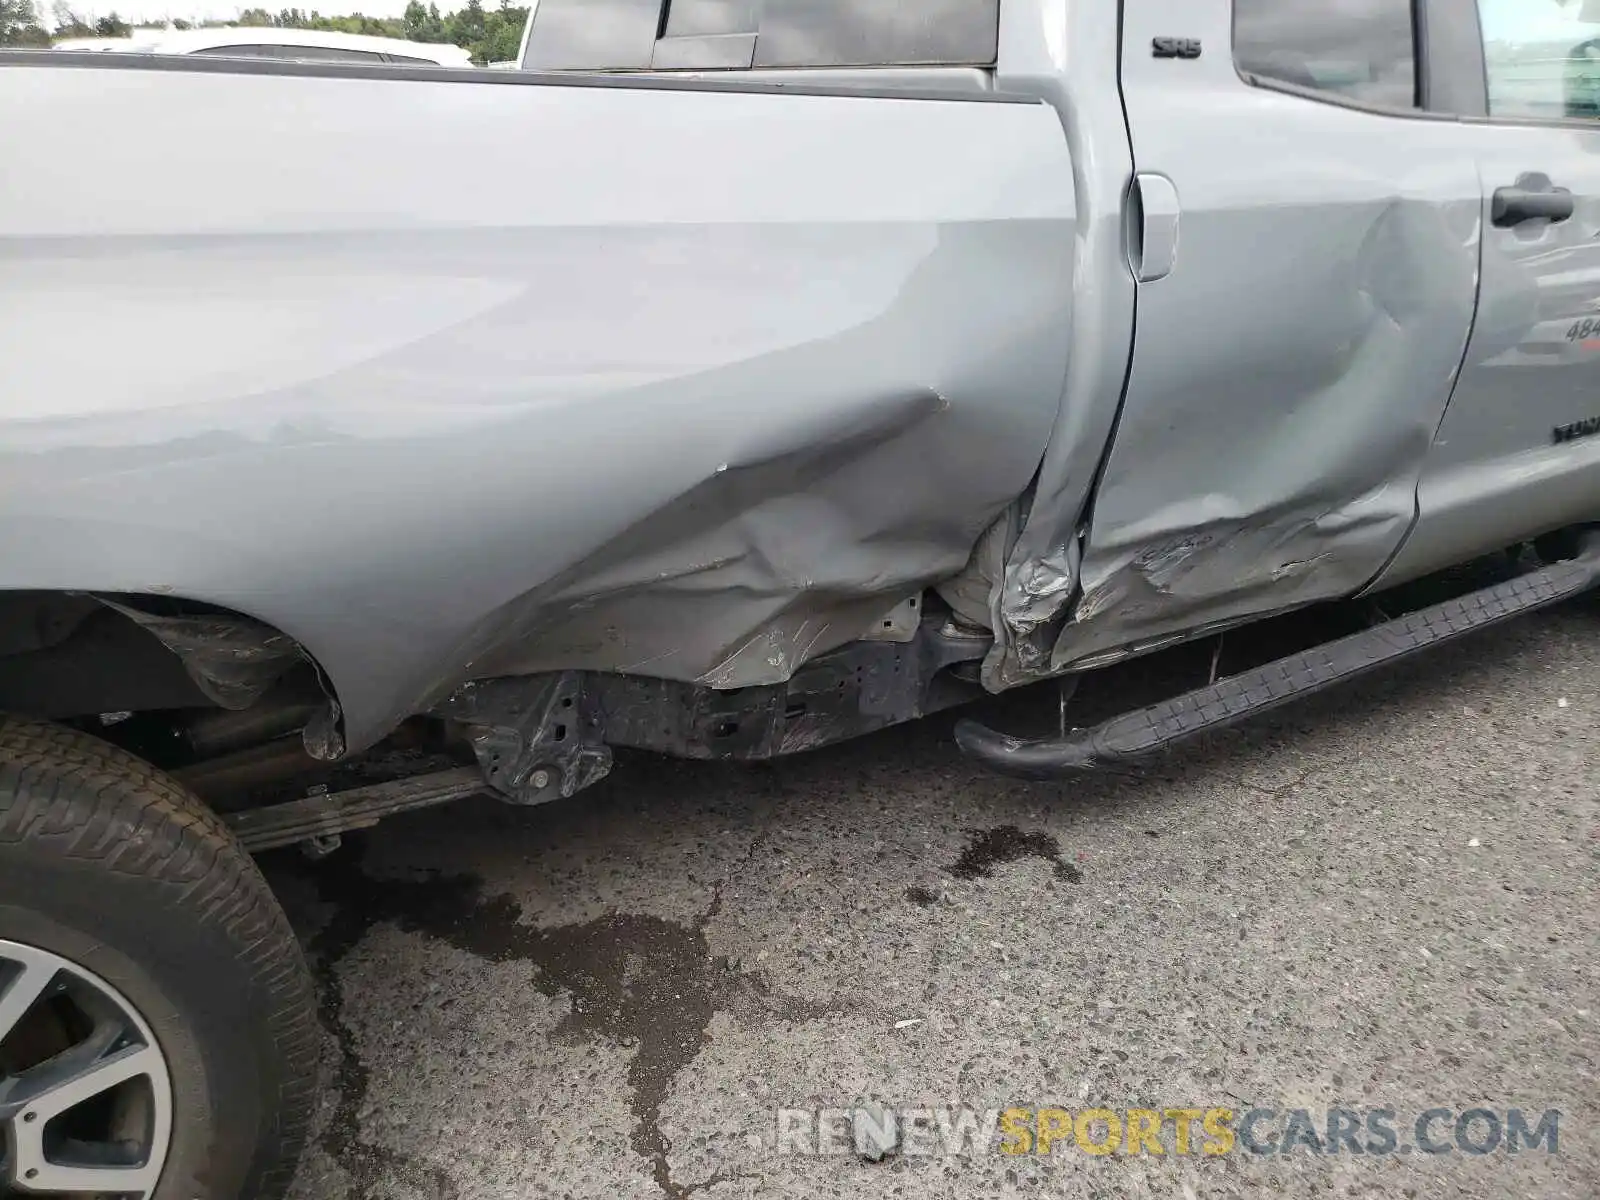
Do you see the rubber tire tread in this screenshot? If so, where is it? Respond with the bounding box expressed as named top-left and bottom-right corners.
top-left (0, 713), bottom-right (318, 1200)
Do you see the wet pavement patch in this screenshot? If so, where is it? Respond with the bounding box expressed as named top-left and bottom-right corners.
top-left (946, 825), bottom-right (1082, 883)
top-left (304, 858), bottom-right (469, 1200)
top-left (299, 840), bottom-right (847, 1199)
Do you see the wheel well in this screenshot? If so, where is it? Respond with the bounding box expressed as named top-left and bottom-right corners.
top-left (0, 591), bottom-right (340, 752)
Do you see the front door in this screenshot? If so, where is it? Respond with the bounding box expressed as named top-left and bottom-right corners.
top-left (1378, 0), bottom-right (1600, 585)
top-left (1054, 0), bottom-right (1484, 671)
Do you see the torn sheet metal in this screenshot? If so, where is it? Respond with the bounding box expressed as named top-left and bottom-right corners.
top-left (96, 598), bottom-right (308, 710)
top-left (935, 504), bottom-right (1020, 633)
top-left (982, 0), bottom-right (1138, 691)
top-left (93, 597), bottom-right (347, 757)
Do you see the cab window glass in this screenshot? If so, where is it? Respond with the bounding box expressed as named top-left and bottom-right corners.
top-left (1235, 0), bottom-right (1419, 109)
top-left (664, 0), bottom-right (757, 39)
top-left (1480, 0), bottom-right (1600, 120)
top-left (191, 44), bottom-right (272, 57)
top-left (524, 0), bottom-right (997, 71)
top-left (752, 0), bottom-right (998, 68)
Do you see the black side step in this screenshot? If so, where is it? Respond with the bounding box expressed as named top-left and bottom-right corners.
top-left (956, 547), bottom-right (1600, 779)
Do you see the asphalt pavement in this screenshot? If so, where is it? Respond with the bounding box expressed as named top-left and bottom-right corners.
top-left (268, 600), bottom-right (1598, 1200)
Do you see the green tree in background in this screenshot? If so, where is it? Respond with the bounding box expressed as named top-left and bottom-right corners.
top-left (476, 0), bottom-right (525, 62)
top-left (227, 0), bottom-right (525, 62)
top-left (402, 0), bottom-right (444, 43)
top-left (93, 10), bottom-right (128, 34)
top-left (0, 0), bottom-right (51, 45)
top-left (445, 0), bottom-right (483, 46)
top-left (49, 1), bottom-right (96, 36)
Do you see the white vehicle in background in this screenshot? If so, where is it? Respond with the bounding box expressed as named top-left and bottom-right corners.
top-left (78, 26), bottom-right (474, 67)
top-left (50, 36), bottom-right (134, 50)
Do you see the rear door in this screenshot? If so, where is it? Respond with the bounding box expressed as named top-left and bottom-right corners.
top-left (1377, 0), bottom-right (1600, 585)
top-left (1052, 0), bottom-right (1485, 671)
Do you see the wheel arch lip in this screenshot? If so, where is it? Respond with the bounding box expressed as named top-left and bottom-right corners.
top-left (0, 588), bottom-right (354, 758)
top-left (95, 594), bottom-right (351, 758)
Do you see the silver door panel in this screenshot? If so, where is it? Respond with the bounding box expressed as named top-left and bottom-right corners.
top-left (1376, 120), bottom-right (1600, 586)
top-left (1048, 0), bottom-right (1483, 672)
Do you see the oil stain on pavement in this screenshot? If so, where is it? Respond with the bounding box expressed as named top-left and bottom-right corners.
top-left (945, 824), bottom-right (1082, 883)
top-left (302, 841), bottom-right (853, 1199)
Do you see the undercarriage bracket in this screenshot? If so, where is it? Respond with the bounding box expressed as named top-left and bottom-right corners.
top-left (437, 671), bottom-right (613, 805)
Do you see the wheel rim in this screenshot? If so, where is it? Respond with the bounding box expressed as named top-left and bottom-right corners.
top-left (0, 940), bottom-right (173, 1198)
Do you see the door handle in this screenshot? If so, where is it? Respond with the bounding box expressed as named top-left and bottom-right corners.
top-left (1129, 173), bottom-right (1181, 283)
top-left (1493, 175), bottom-right (1575, 227)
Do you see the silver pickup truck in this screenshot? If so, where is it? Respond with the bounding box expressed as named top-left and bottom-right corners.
top-left (2, 0), bottom-right (1599, 1195)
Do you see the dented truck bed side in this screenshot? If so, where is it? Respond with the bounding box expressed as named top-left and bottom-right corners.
top-left (0, 51), bottom-right (1078, 751)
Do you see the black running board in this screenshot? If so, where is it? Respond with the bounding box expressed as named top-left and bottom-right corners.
top-left (956, 548), bottom-right (1600, 779)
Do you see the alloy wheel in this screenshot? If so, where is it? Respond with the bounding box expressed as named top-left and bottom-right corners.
top-left (0, 939), bottom-right (172, 1198)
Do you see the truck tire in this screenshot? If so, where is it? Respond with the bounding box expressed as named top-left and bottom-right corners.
top-left (0, 714), bottom-right (319, 1200)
